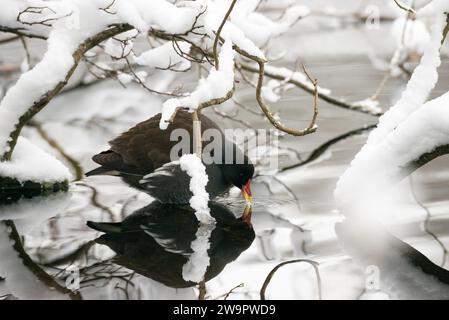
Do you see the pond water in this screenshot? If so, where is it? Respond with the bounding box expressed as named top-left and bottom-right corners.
top-left (1, 1), bottom-right (449, 300)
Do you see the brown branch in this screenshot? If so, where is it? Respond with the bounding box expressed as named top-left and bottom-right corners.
top-left (443, 13), bottom-right (449, 45)
top-left (1, 23), bottom-right (134, 161)
top-left (393, 0), bottom-right (416, 15)
top-left (0, 35), bottom-right (19, 44)
top-left (279, 124), bottom-right (376, 172)
top-left (254, 61), bottom-right (318, 136)
top-left (16, 6), bottom-right (73, 28)
top-left (213, 0), bottom-right (237, 70)
top-left (0, 25), bottom-right (47, 40)
top-left (198, 280), bottom-right (207, 300)
top-left (239, 62), bottom-right (382, 116)
top-left (260, 259), bottom-right (321, 300)
top-left (28, 121), bottom-right (84, 181)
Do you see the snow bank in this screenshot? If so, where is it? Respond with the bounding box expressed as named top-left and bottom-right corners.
top-left (0, 137), bottom-right (71, 183)
top-left (159, 39), bottom-right (235, 129)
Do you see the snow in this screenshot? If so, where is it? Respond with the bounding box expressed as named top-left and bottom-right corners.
top-left (353, 98), bottom-right (382, 115)
top-left (159, 39), bottom-right (235, 129)
top-left (182, 222), bottom-right (215, 283)
top-left (203, 0), bottom-right (266, 61)
top-left (0, 136), bottom-right (71, 183)
top-left (0, 0), bottom-right (112, 155)
top-left (179, 153), bottom-right (216, 282)
top-left (390, 17), bottom-right (431, 55)
top-left (366, 1), bottom-right (448, 146)
top-left (335, 1), bottom-right (449, 211)
top-left (336, 218), bottom-right (449, 299)
top-left (231, 2), bottom-right (310, 46)
top-left (0, 192), bottom-right (71, 235)
top-left (179, 154), bottom-right (215, 224)
top-left (134, 41), bottom-right (191, 71)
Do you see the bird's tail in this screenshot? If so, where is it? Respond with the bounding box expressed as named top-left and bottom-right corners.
top-left (85, 166), bottom-right (120, 177)
top-left (86, 221), bottom-right (123, 234)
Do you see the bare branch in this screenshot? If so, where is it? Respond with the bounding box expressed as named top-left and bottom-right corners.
top-left (2, 23), bottom-right (135, 161)
top-left (213, 0), bottom-right (237, 70)
top-left (260, 259), bottom-right (321, 300)
top-left (254, 61), bottom-right (318, 136)
top-left (393, 0), bottom-right (416, 16)
top-left (239, 62), bottom-right (382, 116)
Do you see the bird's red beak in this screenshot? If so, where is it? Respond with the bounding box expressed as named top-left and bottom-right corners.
top-left (242, 204), bottom-right (252, 225)
top-left (242, 180), bottom-right (252, 206)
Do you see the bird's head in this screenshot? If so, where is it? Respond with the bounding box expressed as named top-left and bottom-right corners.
top-left (222, 162), bottom-right (254, 206)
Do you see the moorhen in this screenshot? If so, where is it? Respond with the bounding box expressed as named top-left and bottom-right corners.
top-left (85, 111), bottom-right (254, 204)
top-left (87, 201), bottom-right (255, 288)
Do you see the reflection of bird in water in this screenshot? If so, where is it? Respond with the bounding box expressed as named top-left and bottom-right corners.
top-left (87, 201), bottom-right (255, 288)
top-left (85, 110), bottom-right (254, 205)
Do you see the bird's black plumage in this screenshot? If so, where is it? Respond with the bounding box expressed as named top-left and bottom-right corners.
top-left (86, 110), bottom-right (254, 203)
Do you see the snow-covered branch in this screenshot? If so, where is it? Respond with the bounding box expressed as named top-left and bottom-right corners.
top-left (335, 0), bottom-right (449, 213)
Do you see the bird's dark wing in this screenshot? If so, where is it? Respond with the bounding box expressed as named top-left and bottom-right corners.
top-left (139, 161), bottom-right (193, 203)
top-left (108, 111), bottom-right (222, 171)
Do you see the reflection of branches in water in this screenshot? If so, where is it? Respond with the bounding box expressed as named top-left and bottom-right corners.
top-left (279, 124), bottom-right (376, 172)
top-left (220, 283), bottom-right (244, 300)
top-left (75, 261), bottom-right (136, 296)
top-left (260, 259), bottom-right (321, 300)
top-left (42, 240), bottom-right (96, 268)
top-left (2, 220), bottom-right (81, 299)
top-left (76, 182), bottom-right (115, 221)
top-left (409, 176), bottom-right (448, 267)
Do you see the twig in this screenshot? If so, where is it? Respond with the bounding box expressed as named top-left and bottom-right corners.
top-left (198, 280), bottom-right (207, 300)
top-left (124, 56), bottom-right (183, 97)
top-left (192, 111), bottom-right (202, 157)
top-left (254, 61), bottom-right (318, 136)
top-left (393, 0), bottom-right (416, 15)
top-left (443, 13), bottom-right (449, 45)
top-left (279, 124), bottom-right (376, 172)
top-left (28, 121), bottom-right (84, 181)
top-left (239, 62), bottom-right (382, 116)
top-left (213, 0), bottom-right (237, 70)
top-left (17, 6), bottom-right (73, 27)
top-left (76, 182), bottom-right (115, 221)
top-left (0, 25), bottom-right (47, 40)
top-left (260, 259), bottom-right (321, 300)
top-left (19, 36), bottom-right (31, 69)
top-left (0, 35), bottom-right (19, 44)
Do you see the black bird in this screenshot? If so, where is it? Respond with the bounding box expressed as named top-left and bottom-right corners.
top-left (87, 201), bottom-right (255, 288)
top-left (85, 111), bottom-right (254, 204)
